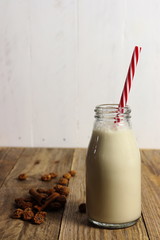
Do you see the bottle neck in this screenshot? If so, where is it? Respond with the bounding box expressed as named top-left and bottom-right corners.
top-left (94, 104), bottom-right (131, 129)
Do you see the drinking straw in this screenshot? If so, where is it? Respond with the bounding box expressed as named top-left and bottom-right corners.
top-left (119, 46), bottom-right (142, 109)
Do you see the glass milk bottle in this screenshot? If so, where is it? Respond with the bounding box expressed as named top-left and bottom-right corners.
top-left (86, 104), bottom-right (141, 229)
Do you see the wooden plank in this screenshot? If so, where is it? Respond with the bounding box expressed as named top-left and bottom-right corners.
top-left (0, 148), bottom-right (74, 240)
top-left (58, 149), bottom-right (149, 240)
top-left (141, 150), bottom-right (160, 240)
top-left (0, 148), bottom-right (24, 188)
top-left (0, 148), bottom-right (9, 158)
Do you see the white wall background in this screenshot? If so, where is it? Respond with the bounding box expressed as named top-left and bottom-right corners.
top-left (0, 0), bottom-right (159, 148)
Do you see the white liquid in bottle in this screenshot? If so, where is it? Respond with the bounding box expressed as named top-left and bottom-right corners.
top-left (86, 105), bottom-right (141, 228)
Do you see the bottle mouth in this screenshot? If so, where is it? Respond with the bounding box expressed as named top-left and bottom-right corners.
top-left (95, 104), bottom-right (131, 119)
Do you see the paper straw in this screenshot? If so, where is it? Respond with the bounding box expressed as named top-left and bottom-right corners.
top-left (119, 46), bottom-right (142, 109)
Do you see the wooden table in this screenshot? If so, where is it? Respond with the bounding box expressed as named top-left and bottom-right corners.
top-left (0, 148), bottom-right (159, 240)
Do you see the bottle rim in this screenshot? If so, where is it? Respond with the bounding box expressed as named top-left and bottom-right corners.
top-left (94, 104), bottom-right (131, 119)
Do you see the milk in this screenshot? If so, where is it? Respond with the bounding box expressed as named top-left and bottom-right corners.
top-left (86, 128), bottom-right (141, 224)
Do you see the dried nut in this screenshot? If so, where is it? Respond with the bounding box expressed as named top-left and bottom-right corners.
top-left (37, 188), bottom-right (54, 197)
top-left (79, 203), bottom-right (86, 213)
top-left (23, 208), bottom-right (34, 220)
top-left (12, 208), bottom-right (24, 219)
top-left (29, 188), bottom-right (48, 205)
top-left (15, 197), bottom-right (24, 203)
top-left (37, 188), bottom-right (48, 194)
top-left (49, 172), bottom-right (57, 179)
top-left (39, 211), bottom-right (47, 217)
top-left (58, 178), bottom-right (69, 186)
top-left (33, 211), bottom-right (47, 224)
top-left (41, 174), bottom-right (52, 181)
top-left (46, 189), bottom-right (55, 195)
top-left (18, 174), bottom-right (27, 180)
top-left (69, 170), bottom-right (76, 176)
top-left (63, 173), bottom-right (71, 180)
top-left (15, 198), bottom-right (33, 209)
top-left (54, 185), bottom-right (69, 196)
top-left (33, 205), bottom-right (43, 212)
top-left (40, 192), bottom-right (60, 210)
top-left (23, 197), bottom-right (35, 203)
top-left (56, 195), bottom-right (67, 205)
top-left (49, 202), bottom-right (62, 210)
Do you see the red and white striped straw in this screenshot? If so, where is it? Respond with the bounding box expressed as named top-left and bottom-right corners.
top-left (119, 46), bottom-right (142, 109)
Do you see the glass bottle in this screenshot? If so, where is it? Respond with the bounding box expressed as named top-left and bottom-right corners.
top-left (86, 104), bottom-right (141, 229)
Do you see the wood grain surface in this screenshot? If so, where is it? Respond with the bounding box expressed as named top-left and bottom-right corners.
top-left (0, 148), bottom-right (159, 240)
top-left (141, 150), bottom-right (160, 240)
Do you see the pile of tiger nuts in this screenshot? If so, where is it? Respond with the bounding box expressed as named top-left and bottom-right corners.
top-left (11, 170), bottom-right (76, 224)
